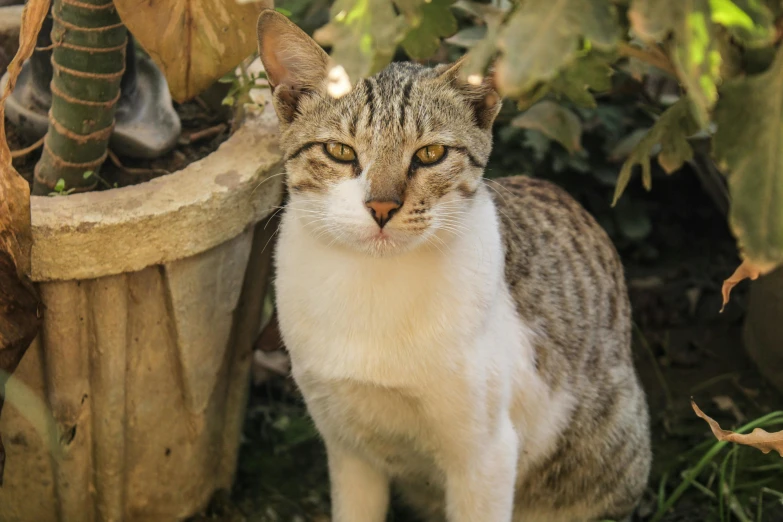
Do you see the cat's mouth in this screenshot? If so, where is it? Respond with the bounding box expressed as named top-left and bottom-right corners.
top-left (357, 226), bottom-right (406, 255)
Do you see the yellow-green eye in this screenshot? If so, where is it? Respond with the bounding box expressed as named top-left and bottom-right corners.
top-left (415, 145), bottom-right (446, 165)
top-left (325, 142), bottom-right (356, 162)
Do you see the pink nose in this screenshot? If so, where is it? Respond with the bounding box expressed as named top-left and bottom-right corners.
top-left (365, 199), bottom-right (401, 228)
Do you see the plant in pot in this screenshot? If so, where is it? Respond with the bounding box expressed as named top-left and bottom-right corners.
top-left (0, 0), bottom-right (284, 520)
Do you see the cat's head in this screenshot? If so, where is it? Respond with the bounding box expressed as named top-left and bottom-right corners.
top-left (257, 10), bottom-right (501, 257)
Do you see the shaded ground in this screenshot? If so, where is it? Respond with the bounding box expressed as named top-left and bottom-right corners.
top-left (193, 165), bottom-right (783, 522)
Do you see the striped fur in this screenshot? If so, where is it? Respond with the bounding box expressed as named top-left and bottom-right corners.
top-left (258, 10), bottom-right (651, 522)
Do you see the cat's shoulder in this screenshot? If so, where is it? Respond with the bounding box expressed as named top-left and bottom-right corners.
top-left (487, 174), bottom-right (622, 293)
top-left (487, 175), bottom-right (603, 239)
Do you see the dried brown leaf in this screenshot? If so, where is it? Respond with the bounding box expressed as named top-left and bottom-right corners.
top-left (0, 0), bottom-right (48, 485)
top-left (113, 0), bottom-right (272, 102)
top-left (692, 400), bottom-right (783, 457)
top-left (720, 259), bottom-right (773, 312)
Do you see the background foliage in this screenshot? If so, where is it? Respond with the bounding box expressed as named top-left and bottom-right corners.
top-left (281, 0), bottom-right (783, 274)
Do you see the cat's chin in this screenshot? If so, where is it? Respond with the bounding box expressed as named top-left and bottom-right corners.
top-left (344, 232), bottom-right (415, 258)
top-left (316, 228), bottom-right (426, 258)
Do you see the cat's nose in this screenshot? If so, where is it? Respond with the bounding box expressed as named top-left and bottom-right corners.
top-left (365, 199), bottom-right (402, 228)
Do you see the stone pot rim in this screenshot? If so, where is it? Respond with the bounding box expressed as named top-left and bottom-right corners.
top-left (29, 104), bottom-right (283, 282)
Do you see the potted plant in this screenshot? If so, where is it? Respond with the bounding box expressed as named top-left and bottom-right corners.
top-left (0, 0), bottom-right (283, 520)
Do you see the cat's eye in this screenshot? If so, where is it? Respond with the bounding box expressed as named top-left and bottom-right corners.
top-left (325, 142), bottom-right (356, 162)
top-left (415, 145), bottom-right (446, 165)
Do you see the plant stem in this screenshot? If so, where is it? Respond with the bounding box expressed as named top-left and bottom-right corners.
top-left (32, 0), bottom-right (126, 195)
top-left (617, 42), bottom-right (678, 78)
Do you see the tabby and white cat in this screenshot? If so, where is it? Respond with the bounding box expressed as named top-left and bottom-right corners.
top-left (256, 10), bottom-right (651, 522)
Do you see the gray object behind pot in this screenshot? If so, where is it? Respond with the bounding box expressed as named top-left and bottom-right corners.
top-left (1, 12), bottom-right (180, 160)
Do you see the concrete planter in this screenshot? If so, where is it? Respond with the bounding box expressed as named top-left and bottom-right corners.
top-left (0, 103), bottom-right (283, 521)
top-left (744, 266), bottom-right (783, 394)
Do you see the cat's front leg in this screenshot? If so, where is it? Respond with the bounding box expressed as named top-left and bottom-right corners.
top-left (443, 417), bottom-right (519, 522)
top-left (326, 441), bottom-right (390, 522)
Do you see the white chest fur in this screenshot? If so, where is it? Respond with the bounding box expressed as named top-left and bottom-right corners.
top-left (273, 191), bottom-right (558, 484)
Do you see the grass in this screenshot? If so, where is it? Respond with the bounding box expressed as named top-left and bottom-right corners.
top-left (650, 412), bottom-right (783, 522)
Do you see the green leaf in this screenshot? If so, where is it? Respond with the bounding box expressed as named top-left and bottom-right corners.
top-left (511, 101), bottom-right (583, 153)
top-left (612, 98), bottom-right (699, 205)
top-left (550, 52), bottom-right (614, 108)
top-left (83, 170), bottom-right (94, 180)
top-left (457, 2), bottom-right (506, 78)
top-left (630, 0), bottom-right (721, 127)
top-left (399, 0), bottom-right (458, 59)
top-left (444, 26), bottom-right (487, 49)
top-left (609, 128), bottom-right (652, 162)
top-left (54, 179), bottom-right (66, 193)
top-left (709, 0), bottom-right (775, 47)
top-left (713, 46), bottom-right (783, 271)
top-left (314, 0), bottom-right (406, 80)
top-left (496, 0), bottom-right (621, 97)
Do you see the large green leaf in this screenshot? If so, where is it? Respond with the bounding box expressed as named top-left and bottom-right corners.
top-left (630, 0), bottom-right (721, 127)
top-left (314, 0), bottom-right (406, 80)
top-left (709, 0), bottom-right (775, 47)
top-left (713, 46), bottom-right (783, 271)
top-left (550, 51), bottom-right (614, 108)
top-left (496, 0), bottom-right (620, 97)
top-left (512, 101), bottom-right (583, 153)
top-left (612, 98), bottom-right (699, 205)
top-left (455, 1), bottom-right (507, 78)
top-left (398, 0), bottom-right (458, 59)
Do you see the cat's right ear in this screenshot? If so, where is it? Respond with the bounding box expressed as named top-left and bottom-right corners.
top-left (257, 10), bottom-right (330, 123)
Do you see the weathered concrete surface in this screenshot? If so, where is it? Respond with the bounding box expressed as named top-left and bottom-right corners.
top-left (0, 100), bottom-right (283, 520)
top-left (30, 103), bottom-right (283, 282)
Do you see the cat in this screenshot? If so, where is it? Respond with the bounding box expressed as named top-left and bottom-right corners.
top-left (256, 9), bottom-right (651, 522)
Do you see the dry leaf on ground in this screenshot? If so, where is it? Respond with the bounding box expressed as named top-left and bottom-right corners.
top-left (0, 0), bottom-right (49, 485)
top-left (720, 259), bottom-right (772, 312)
top-left (692, 400), bottom-right (783, 457)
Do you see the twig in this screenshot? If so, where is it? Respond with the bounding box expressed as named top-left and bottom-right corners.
top-left (193, 95), bottom-right (212, 113)
top-left (178, 123), bottom-right (227, 146)
top-left (618, 42), bottom-right (678, 77)
top-left (10, 136), bottom-right (45, 159)
top-left (108, 150), bottom-right (168, 177)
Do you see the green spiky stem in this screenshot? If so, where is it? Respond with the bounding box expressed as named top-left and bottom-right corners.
top-left (32, 0), bottom-right (126, 195)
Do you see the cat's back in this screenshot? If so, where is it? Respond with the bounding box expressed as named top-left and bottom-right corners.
top-left (490, 175), bottom-right (651, 519)
top-left (490, 175), bottom-right (630, 386)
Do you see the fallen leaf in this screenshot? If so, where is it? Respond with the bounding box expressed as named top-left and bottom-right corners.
top-left (0, 0), bottom-right (48, 485)
top-left (720, 259), bottom-right (772, 312)
top-left (113, 0), bottom-right (271, 102)
top-left (685, 286), bottom-right (701, 316)
top-left (712, 395), bottom-right (745, 424)
top-left (692, 399), bottom-right (783, 457)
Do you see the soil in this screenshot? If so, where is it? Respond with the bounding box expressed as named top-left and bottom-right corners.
top-left (6, 99), bottom-right (230, 193)
top-left (190, 167), bottom-right (783, 522)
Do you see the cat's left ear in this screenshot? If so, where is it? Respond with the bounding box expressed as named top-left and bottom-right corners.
top-left (437, 59), bottom-right (501, 130)
top-left (257, 9), bottom-right (330, 123)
